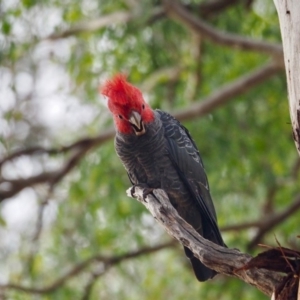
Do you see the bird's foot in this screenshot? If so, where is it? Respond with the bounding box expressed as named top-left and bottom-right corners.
top-left (142, 187), bottom-right (154, 199)
top-left (129, 184), bottom-right (154, 199)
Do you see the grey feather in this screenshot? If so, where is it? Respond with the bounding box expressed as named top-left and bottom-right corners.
top-left (115, 110), bottom-right (226, 281)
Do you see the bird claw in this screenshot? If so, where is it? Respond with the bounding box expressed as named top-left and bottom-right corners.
top-left (130, 185), bottom-right (137, 198)
top-left (142, 187), bottom-right (154, 199)
top-left (129, 184), bottom-right (153, 199)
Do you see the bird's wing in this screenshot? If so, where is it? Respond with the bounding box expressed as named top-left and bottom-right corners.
top-left (157, 110), bottom-right (224, 245)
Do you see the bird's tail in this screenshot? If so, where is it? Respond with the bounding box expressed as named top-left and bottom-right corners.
top-left (184, 247), bottom-right (217, 281)
top-left (183, 223), bottom-right (227, 282)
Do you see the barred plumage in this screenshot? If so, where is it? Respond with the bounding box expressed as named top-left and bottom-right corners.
top-left (115, 110), bottom-right (226, 281)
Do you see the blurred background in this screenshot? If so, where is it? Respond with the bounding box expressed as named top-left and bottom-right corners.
top-left (0, 0), bottom-right (298, 299)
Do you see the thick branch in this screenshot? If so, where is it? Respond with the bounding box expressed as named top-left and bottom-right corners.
top-left (0, 241), bottom-right (175, 295)
top-left (128, 186), bottom-right (282, 296)
top-left (163, 0), bottom-right (283, 58)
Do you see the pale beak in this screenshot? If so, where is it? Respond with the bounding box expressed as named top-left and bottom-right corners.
top-left (129, 111), bottom-right (146, 136)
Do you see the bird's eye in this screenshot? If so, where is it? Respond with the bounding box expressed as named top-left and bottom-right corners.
top-left (118, 115), bottom-right (123, 119)
top-left (142, 104), bottom-right (145, 110)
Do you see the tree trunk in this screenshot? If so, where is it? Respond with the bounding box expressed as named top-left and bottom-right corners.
top-left (273, 0), bottom-right (300, 156)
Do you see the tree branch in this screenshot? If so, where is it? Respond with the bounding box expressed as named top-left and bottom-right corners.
top-left (197, 0), bottom-right (242, 16)
top-left (221, 220), bottom-right (260, 232)
top-left (0, 241), bottom-right (175, 295)
top-left (248, 194), bottom-right (300, 249)
top-left (224, 157), bottom-right (300, 248)
top-left (81, 271), bottom-right (105, 300)
top-left (47, 4), bottom-right (163, 40)
top-left (0, 129), bottom-right (114, 201)
top-left (163, 0), bottom-right (283, 58)
top-left (174, 61), bottom-right (282, 121)
top-left (47, 11), bottom-right (133, 40)
top-left (0, 130), bottom-right (114, 170)
top-left (128, 186), bottom-right (282, 296)
top-left (221, 191), bottom-right (300, 250)
top-left (148, 0), bottom-right (246, 24)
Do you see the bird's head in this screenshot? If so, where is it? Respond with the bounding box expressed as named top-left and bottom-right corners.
top-left (101, 74), bottom-right (154, 135)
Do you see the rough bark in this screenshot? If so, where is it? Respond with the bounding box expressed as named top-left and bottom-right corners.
top-left (273, 0), bottom-right (300, 156)
top-left (127, 186), bottom-right (282, 297)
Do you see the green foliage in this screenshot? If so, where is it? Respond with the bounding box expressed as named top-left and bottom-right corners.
top-left (0, 0), bottom-right (296, 299)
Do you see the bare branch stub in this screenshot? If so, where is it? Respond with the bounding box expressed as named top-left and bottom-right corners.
top-left (128, 186), bottom-right (282, 296)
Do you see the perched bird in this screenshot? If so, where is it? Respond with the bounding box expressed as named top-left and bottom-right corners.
top-left (101, 74), bottom-right (226, 281)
